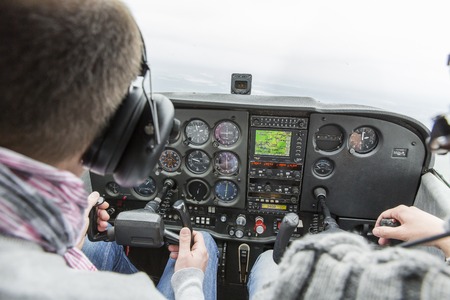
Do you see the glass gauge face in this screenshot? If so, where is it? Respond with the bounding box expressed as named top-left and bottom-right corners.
top-left (214, 180), bottom-right (238, 202)
top-left (214, 151), bottom-right (239, 175)
top-left (186, 150), bottom-right (210, 174)
top-left (349, 126), bottom-right (379, 154)
top-left (214, 121), bottom-right (240, 146)
top-left (159, 149), bottom-right (182, 172)
top-left (187, 179), bottom-right (210, 201)
top-left (105, 182), bottom-right (121, 197)
top-left (313, 158), bottom-right (334, 177)
top-left (314, 125), bottom-right (344, 152)
top-left (133, 177), bottom-right (157, 197)
top-left (185, 119), bottom-right (210, 145)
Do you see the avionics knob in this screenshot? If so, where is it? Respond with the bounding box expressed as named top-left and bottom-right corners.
top-left (229, 228), bottom-right (235, 236)
top-left (235, 229), bottom-right (244, 239)
top-left (254, 216), bottom-right (266, 234)
top-left (236, 214), bottom-right (247, 226)
top-left (220, 214), bottom-right (228, 223)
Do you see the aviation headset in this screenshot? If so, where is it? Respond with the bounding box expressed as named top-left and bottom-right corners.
top-left (429, 115), bottom-right (450, 154)
top-left (427, 55), bottom-right (450, 155)
top-left (82, 31), bottom-right (175, 187)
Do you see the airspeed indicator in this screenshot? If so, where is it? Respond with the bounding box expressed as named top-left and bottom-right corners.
top-left (185, 119), bottom-right (210, 145)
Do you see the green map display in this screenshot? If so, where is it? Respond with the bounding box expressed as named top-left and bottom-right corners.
top-left (254, 130), bottom-right (292, 156)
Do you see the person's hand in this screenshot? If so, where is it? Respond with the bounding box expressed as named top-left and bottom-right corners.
top-left (85, 191), bottom-right (110, 232)
top-left (168, 244), bottom-right (180, 259)
top-left (77, 191), bottom-right (110, 249)
top-left (372, 205), bottom-right (450, 256)
top-left (170, 228), bottom-right (208, 273)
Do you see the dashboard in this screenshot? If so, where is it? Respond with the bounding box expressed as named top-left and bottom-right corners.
top-left (89, 92), bottom-right (431, 296)
top-left (91, 92), bottom-right (430, 240)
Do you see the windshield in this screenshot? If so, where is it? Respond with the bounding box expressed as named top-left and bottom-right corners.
top-left (124, 0), bottom-right (450, 179)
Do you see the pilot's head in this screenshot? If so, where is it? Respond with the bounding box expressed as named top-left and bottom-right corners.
top-left (0, 0), bottom-right (142, 170)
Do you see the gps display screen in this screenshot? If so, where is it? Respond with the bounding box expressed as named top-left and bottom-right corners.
top-left (254, 130), bottom-right (292, 156)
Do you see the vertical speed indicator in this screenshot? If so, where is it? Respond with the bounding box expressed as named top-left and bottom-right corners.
top-left (214, 180), bottom-right (238, 202)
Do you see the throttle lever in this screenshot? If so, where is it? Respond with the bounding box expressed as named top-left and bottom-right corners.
top-left (273, 213), bottom-right (299, 264)
top-left (172, 200), bottom-right (194, 248)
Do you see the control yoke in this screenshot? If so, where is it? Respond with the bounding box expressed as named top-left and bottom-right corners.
top-left (87, 196), bottom-right (114, 242)
top-left (87, 179), bottom-right (193, 248)
top-left (172, 199), bottom-right (194, 247)
top-left (273, 212), bottom-right (299, 264)
top-left (314, 187), bottom-right (339, 231)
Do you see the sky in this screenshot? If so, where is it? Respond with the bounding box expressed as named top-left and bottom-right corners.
top-left (123, 0), bottom-right (450, 178)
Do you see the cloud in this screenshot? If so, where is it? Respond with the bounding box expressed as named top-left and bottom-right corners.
top-left (124, 0), bottom-right (450, 126)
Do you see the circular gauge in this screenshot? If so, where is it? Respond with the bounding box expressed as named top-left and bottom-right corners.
top-left (349, 126), bottom-right (379, 154)
top-left (214, 180), bottom-right (238, 202)
top-left (313, 158), bottom-right (335, 177)
top-left (133, 177), bottom-right (157, 197)
top-left (187, 179), bottom-right (210, 201)
top-left (185, 119), bottom-right (210, 145)
top-left (214, 151), bottom-right (239, 175)
top-left (214, 121), bottom-right (240, 146)
top-left (186, 150), bottom-right (210, 174)
top-left (159, 149), bottom-right (182, 172)
top-left (105, 182), bottom-right (120, 197)
top-left (314, 125), bottom-right (344, 152)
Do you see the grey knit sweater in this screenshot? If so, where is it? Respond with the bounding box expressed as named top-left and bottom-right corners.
top-left (255, 232), bottom-right (450, 299)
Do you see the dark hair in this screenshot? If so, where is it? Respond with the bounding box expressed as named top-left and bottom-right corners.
top-left (0, 0), bottom-right (142, 164)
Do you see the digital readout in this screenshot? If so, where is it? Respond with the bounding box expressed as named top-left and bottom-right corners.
top-left (261, 204), bottom-right (287, 211)
top-left (250, 161), bottom-right (301, 170)
top-left (254, 130), bottom-right (292, 156)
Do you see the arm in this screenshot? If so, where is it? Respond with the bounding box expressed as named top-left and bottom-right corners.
top-left (372, 205), bottom-right (450, 257)
top-left (169, 228), bottom-right (208, 300)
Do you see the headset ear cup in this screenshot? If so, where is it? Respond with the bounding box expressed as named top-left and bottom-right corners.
top-left (428, 115), bottom-right (450, 154)
top-left (82, 85), bottom-right (146, 175)
top-left (113, 94), bottom-right (175, 187)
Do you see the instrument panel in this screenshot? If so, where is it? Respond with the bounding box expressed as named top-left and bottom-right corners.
top-left (90, 93), bottom-right (430, 243)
